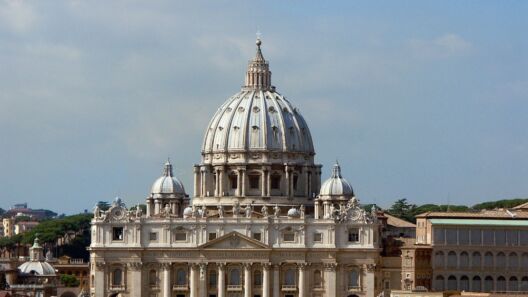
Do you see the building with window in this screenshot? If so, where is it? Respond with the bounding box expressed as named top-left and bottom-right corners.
top-left (415, 206), bottom-right (528, 293)
top-left (89, 38), bottom-right (381, 297)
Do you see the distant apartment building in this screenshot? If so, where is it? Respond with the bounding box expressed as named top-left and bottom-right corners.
top-left (2, 218), bottom-right (14, 237)
top-left (415, 203), bottom-right (528, 292)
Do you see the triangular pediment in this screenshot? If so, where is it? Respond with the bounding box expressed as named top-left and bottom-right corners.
top-left (199, 231), bottom-right (270, 250)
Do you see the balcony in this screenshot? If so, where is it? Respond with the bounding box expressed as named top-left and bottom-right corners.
top-left (109, 285), bottom-right (125, 291)
top-left (347, 285), bottom-right (361, 291)
top-left (172, 284), bottom-right (188, 291)
top-left (227, 285), bottom-right (242, 291)
top-left (281, 285), bottom-right (297, 291)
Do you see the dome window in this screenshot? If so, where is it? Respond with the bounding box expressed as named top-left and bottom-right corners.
top-left (226, 107), bottom-right (232, 112)
top-left (233, 126), bottom-right (239, 130)
top-left (252, 125), bottom-right (259, 130)
top-left (268, 106), bottom-right (276, 113)
top-left (218, 126), bottom-right (223, 131)
top-left (238, 107), bottom-right (245, 112)
top-left (283, 107), bottom-right (289, 113)
top-left (253, 106), bottom-right (260, 112)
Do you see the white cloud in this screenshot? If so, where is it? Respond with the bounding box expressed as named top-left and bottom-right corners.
top-left (409, 33), bottom-right (472, 58)
top-left (0, 0), bottom-right (37, 33)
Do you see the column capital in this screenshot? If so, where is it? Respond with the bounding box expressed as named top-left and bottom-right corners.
top-left (127, 262), bottom-right (143, 271)
top-left (217, 262), bottom-right (226, 269)
top-left (364, 263), bottom-right (376, 272)
top-left (243, 262), bottom-right (253, 270)
top-left (323, 262), bottom-right (337, 271)
top-left (262, 263), bottom-right (272, 271)
top-left (95, 261), bottom-right (106, 271)
top-left (160, 262), bottom-right (172, 270)
top-left (272, 263), bottom-right (281, 270)
top-left (298, 263), bottom-right (309, 270)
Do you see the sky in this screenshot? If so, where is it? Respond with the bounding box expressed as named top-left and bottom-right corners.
top-left (0, 1), bottom-right (527, 214)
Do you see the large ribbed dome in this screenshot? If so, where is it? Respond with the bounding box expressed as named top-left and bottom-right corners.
top-left (202, 39), bottom-right (314, 156)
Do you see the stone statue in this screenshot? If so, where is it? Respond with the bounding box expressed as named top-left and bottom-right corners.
top-left (233, 201), bottom-right (241, 217)
top-left (93, 205), bottom-right (100, 219)
top-left (245, 204), bottom-right (252, 218)
top-left (218, 205), bottom-right (224, 218)
top-left (201, 206), bottom-right (207, 218)
top-left (164, 204), bottom-right (171, 216)
top-left (274, 204), bottom-right (280, 217)
top-left (135, 204), bottom-right (143, 218)
top-left (300, 204), bottom-right (305, 219)
top-left (191, 205), bottom-right (197, 218)
top-left (261, 205), bottom-right (268, 217)
top-left (329, 204), bottom-right (336, 219)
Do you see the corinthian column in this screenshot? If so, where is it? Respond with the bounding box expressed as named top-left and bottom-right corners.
top-left (190, 264), bottom-right (198, 297)
top-left (199, 263), bottom-right (207, 297)
top-left (161, 263), bottom-right (172, 297)
top-left (244, 263), bottom-right (252, 297)
top-left (127, 262), bottom-right (143, 296)
top-left (217, 263), bottom-right (226, 297)
top-left (273, 264), bottom-right (280, 297)
top-left (298, 263), bottom-right (306, 297)
top-left (262, 263), bottom-right (271, 297)
top-left (324, 263), bottom-right (337, 296)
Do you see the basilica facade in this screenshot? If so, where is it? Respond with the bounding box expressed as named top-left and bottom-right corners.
top-left (89, 39), bottom-right (381, 297)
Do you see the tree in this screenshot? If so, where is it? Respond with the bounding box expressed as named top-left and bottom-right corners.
top-left (0, 207), bottom-right (5, 216)
top-left (387, 198), bottom-right (417, 223)
top-left (60, 274), bottom-right (80, 287)
top-left (473, 198), bottom-right (528, 210)
top-left (130, 204), bottom-right (147, 214)
top-left (96, 201), bottom-right (111, 211)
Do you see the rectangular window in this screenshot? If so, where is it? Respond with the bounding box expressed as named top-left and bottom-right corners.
top-left (314, 233), bottom-right (322, 242)
top-left (149, 232), bottom-right (158, 241)
top-left (283, 233), bottom-right (295, 242)
top-left (208, 232), bottom-right (217, 241)
top-left (271, 175), bottom-right (281, 189)
top-left (521, 230), bottom-right (528, 245)
top-left (483, 230), bottom-right (494, 245)
top-left (470, 229), bottom-right (482, 245)
top-left (230, 175), bottom-right (238, 189)
top-left (293, 175), bottom-right (298, 191)
top-left (434, 228), bottom-right (445, 245)
top-left (495, 230), bottom-right (506, 246)
top-left (508, 230), bottom-right (519, 246)
top-left (175, 232), bottom-right (187, 241)
top-left (253, 233), bottom-right (262, 241)
top-left (458, 228), bottom-right (469, 245)
top-left (112, 227), bottom-right (124, 241)
top-left (348, 228), bottom-right (360, 242)
top-left (446, 228), bottom-right (457, 244)
top-left (249, 175), bottom-right (260, 189)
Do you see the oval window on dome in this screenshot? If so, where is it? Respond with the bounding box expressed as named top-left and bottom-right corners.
top-left (238, 107), bottom-right (245, 112)
top-left (253, 106), bottom-right (260, 113)
top-left (226, 107), bottom-right (232, 112)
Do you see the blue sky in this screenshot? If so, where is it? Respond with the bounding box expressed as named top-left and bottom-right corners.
top-left (0, 1), bottom-right (527, 214)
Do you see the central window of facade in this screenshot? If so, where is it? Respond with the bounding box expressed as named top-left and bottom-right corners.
top-left (175, 231), bottom-right (187, 242)
top-left (249, 175), bottom-right (260, 189)
top-left (230, 174), bottom-right (238, 189)
top-left (283, 232), bottom-right (295, 242)
top-left (348, 228), bottom-right (360, 242)
top-left (271, 174), bottom-right (281, 189)
top-left (112, 227), bottom-right (123, 241)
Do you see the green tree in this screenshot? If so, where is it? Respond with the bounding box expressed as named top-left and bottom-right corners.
top-left (387, 198), bottom-right (417, 223)
top-left (130, 204), bottom-right (147, 213)
top-left (473, 198), bottom-right (528, 210)
top-left (96, 201), bottom-right (111, 211)
top-left (60, 274), bottom-right (80, 287)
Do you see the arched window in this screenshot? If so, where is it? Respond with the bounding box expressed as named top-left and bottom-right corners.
top-left (271, 173), bottom-right (281, 190)
top-left (284, 269), bottom-right (296, 286)
top-left (484, 276), bottom-right (494, 291)
top-left (521, 277), bottom-right (528, 291)
top-left (472, 252), bottom-right (481, 268)
top-left (149, 270), bottom-right (157, 286)
top-left (509, 276), bottom-right (519, 291)
top-left (254, 270), bottom-right (262, 287)
top-left (348, 270), bottom-right (359, 288)
top-left (460, 252), bottom-right (469, 268)
top-left (460, 275), bottom-right (469, 291)
top-left (509, 252), bottom-right (518, 269)
top-left (496, 252), bottom-right (506, 268)
top-left (112, 268), bottom-right (122, 286)
top-left (472, 276), bottom-right (481, 292)
top-left (209, 270), bottom-right (217, 288)
top-left (435, 275), bottom-right (445, 291)
top-left (229, 269), bottom-right (241, 286)
top-left (447, 275), bottom-right (457, 291)
top-left (313, 270), bottom-right (322, 288)
top-left (434, 251), bottom-right (444, 268)
top-left (248, 174), bottom-right (260, 189)
top-left (447, 251), bottom-right (457, 268)
top-left (497, 276), bottom-right (506, 291)
top-left (484, 252), bottom-right (494, 267)
top-left (176, 269), bottom-right (187, 286)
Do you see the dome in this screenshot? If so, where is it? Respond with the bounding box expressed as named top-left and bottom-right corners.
top-left (202, 39), bottom-right (314, 158)
top-left (183, 206), bottom-right (193, 217)
top-left (150, 160), bottom-right (185, 196)
top-left (319, 163), bottom-right (354, 197)
top-left (18, 237), bottom-right (56, 276)
top-left (18, 261), bottom-right (56, 276)
top-left (287, 207), bottom-right (300, 218)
